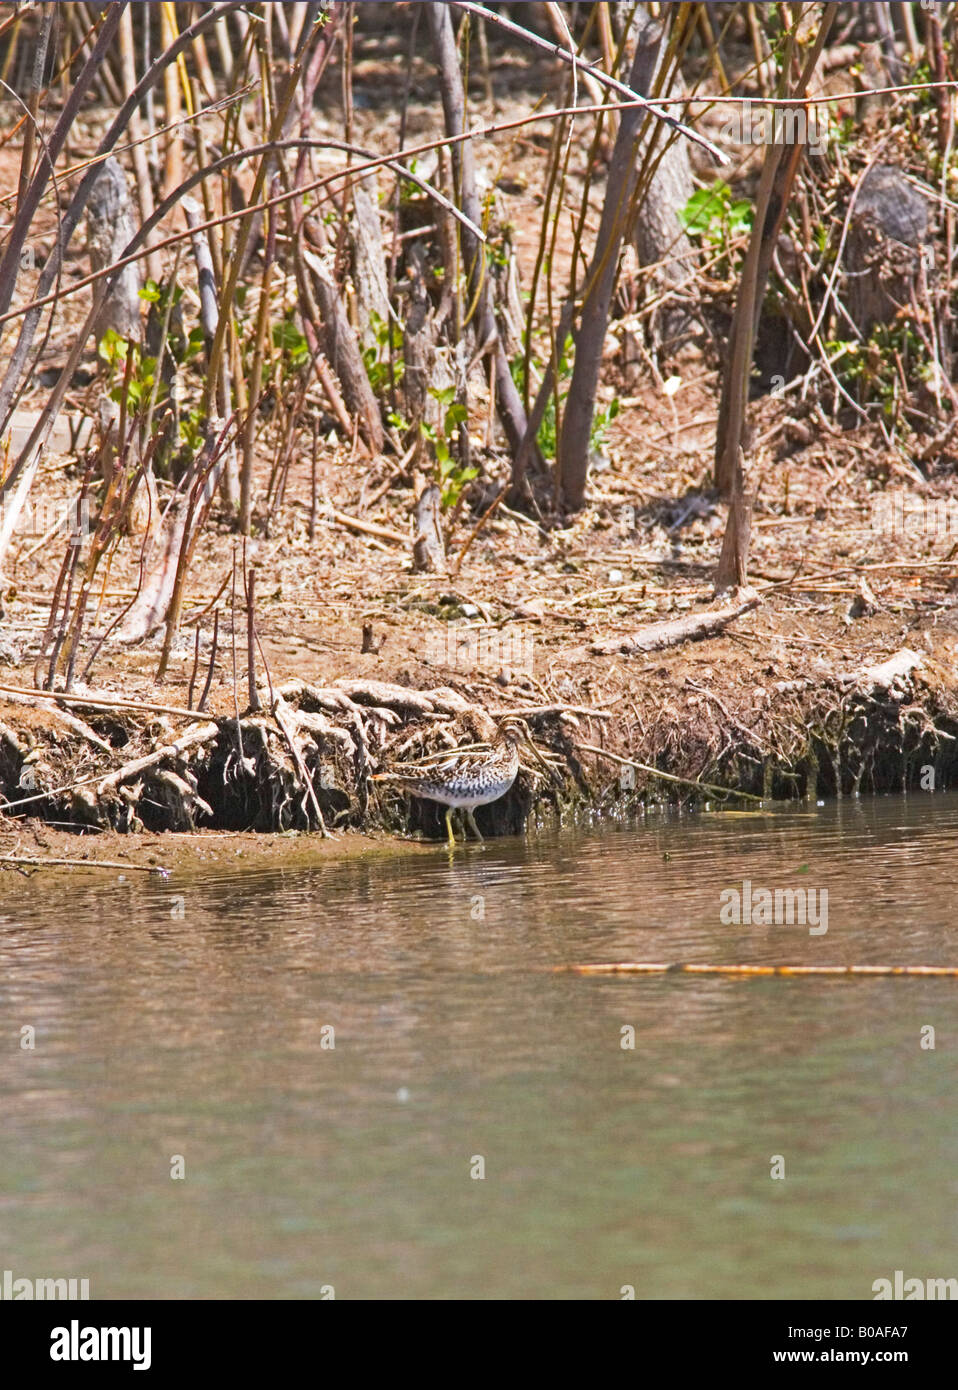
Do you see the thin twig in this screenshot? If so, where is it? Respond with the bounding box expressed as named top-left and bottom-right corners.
top-left (0, 853), bottom-right (168, 875)
top-left (0, 682), bottom-right (213, 721)
top-left (197, 608), bottom-right (220, 714)
top-left (576, 741), bottom-right (763, 802)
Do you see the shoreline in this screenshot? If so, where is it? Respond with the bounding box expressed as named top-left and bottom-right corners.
top-left (1, 633), bottom-right (956, 872)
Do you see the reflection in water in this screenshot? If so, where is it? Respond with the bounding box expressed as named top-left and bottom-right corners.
top-left (2, 795), bottom-right (958, 1298)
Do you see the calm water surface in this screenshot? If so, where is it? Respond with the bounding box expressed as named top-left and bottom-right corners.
top-left (2, 795), bottom-right (958, 1300)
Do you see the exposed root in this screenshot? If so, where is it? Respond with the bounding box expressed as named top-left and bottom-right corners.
top-left (0, 661), bottom-right (956, 839)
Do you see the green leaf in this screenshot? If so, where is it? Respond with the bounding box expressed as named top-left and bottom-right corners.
top-left (273, 319), bottom-right (309, 365)
top-left (679, 184), bottom-right (729, 235)
top-left (184, 327), bottom-right (206, 361)
top-left (97, 328), bottom-right (127, 364)
top-left (728, 199), bottom-right (754, 235)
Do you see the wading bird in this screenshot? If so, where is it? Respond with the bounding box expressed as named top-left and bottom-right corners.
top-left (372, 716), bottom-right (552, 847)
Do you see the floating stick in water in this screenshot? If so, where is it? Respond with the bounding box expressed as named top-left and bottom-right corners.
top-left (556, 963), bottom-right (958, 978)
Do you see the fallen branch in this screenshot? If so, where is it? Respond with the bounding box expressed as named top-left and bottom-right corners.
top-left (845, 647), bottom-right (924, 691)
top-left (576, 741), bottom-right (763, 802)
top-left (44, 707), bottom-right (114, 754)
top-left (0, 682), bottom-right (206, 721)
top-left (0, 853), bottom-right (168, 874)
top-left (587, 595), bottom-right (759, 656)
top-left (554, 962), bottom-right (958, 978)
top-left (493, 704), bottom-right (613, 720)
top-left (0, 687), bottom-right (113, 752)
top-left (96, 721), bottom-right (220, 797)
top-left (325, 508), bottom-right (407, 546)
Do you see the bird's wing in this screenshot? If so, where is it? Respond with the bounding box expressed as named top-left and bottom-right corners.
top-left (374, 752), bottom-right (462, 781)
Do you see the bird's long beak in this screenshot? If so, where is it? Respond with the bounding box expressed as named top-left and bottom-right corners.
top-left (519, 729), bottom-right (559, 782)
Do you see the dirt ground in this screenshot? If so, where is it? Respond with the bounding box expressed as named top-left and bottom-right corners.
top-left (0, 819), bottom-right (427, 876)
top-left (3, 18), bottom-right (958, 845)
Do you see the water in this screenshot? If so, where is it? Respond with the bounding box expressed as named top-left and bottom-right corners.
top-left (2, 795), bottom-right (958, 1300)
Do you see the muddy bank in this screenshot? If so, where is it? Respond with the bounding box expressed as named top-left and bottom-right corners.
top-left (0, 819), bottom-right (432, 881)
top-left (1, 629), bottom-right (956, 854)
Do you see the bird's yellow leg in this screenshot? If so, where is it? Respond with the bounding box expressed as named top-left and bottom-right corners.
top-left (444, 806), bottom-right (458, 847)
top-left (465, 809), bottom-right (484, 843)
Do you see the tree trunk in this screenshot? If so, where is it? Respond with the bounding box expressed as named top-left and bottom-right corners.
top-left (302, 246), bottom-right (384, 454)
top-left (350, 175), bottom-right (391, 350)
top-left (845, 163), bottom-right (929, 336)
top-left (401, 239), bottom-right (436, 443)
top-left (557, 20), bottom-right (659, 511)
top-left (714, 3), bottom-right (838, 494)
top-left (713, 451), bottom-right (753, 597)
top-left (412, 481), bottom-right (445, 574)
top-left (427, 4), bottom-right (531, 462)
top-left (85, 156), bottom-right (143, 345)
top-left (627, 7), bottom-right (699, 354)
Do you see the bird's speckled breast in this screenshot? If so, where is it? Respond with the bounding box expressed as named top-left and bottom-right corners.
top-left (411, 743), bottom-right (520, 808)
top-left (417, 769), bottom-right (518, 808)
